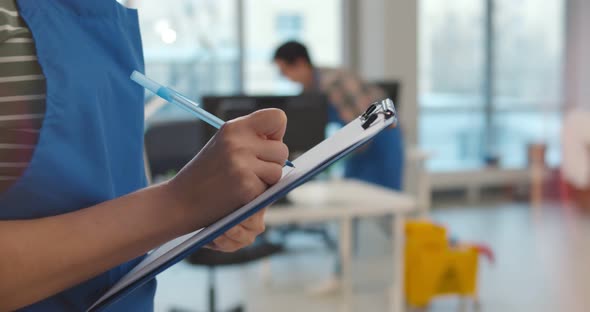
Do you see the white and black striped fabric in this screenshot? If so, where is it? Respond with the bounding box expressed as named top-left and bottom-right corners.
top-left (0, 0), bottom-right (46, 192)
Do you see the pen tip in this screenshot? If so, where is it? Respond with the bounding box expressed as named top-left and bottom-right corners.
top-left (285, 160), bottom-right (295, 168)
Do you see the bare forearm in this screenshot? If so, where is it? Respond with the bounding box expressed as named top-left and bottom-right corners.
top-left (0, 182), bottom-right (191, 310)
top-left (0, 108), bottom-right (289, 310)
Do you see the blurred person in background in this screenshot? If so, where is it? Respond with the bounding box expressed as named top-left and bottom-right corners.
top-left (273, 41), bottom-right (404, 191)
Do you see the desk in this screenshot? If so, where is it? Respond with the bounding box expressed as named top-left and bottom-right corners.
top-left (265, 179), bottom-right (416, 312)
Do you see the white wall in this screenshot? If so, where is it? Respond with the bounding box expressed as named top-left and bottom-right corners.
top-left (350, 0), bottom-right (418, 145)
top-left (565, 0), bottom-right (590, 110)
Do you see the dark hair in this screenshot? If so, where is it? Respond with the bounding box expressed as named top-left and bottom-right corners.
top-left (273, 41), bottom-right (313, 66)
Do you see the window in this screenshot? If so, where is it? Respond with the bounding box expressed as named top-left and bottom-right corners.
top-left (243, 0), bottom-right (343, 94)
top-left (135, 0), bottom-right (241, 121)
top-left (493, 0), bottom-right (564, 168)
top-left (419, 0), bottom-right (565, 171)
top-left (420, 1), bottom-right (485, 104)
top-left (419, 0), bottom-right (486, 170)
top-left (276, 14), bottom-right (304, 40)
top-left (132, 0), bottom-right (343, 121)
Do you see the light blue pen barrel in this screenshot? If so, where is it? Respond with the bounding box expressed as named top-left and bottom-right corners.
top-left (131, 71), bottom-right (225, 128)
top-left (131, 71), bottom-right (294, 168)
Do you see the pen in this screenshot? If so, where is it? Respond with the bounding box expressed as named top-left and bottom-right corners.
top-left (131, 71), bottom-right (295, 168)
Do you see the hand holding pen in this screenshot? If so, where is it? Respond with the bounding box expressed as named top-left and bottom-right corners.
top-left (164, 108), bottom-right (289, 247)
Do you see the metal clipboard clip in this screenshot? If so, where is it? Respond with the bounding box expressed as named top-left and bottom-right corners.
top-left (360, 98), bottom-right (397, 129)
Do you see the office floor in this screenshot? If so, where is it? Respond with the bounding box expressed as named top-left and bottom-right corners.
top-left (154, 203), bottom-right (590, 312)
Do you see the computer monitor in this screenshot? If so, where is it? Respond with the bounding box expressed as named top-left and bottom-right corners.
top-left (201, 94), bottom-right (329, 158)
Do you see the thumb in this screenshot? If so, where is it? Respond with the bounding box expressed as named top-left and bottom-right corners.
top-left (247, 108), bottom-right (288, 141)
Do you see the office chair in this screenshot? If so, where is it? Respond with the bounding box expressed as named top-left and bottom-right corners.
top-left (144, 119), bottom-right (207, 179)
top-left (177, 241), bottom-right (284, 312)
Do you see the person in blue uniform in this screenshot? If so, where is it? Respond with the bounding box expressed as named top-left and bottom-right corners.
top-left (0, 1), bottom-right (289, 311)
top-left (273, 41), bottom-right (404, 190)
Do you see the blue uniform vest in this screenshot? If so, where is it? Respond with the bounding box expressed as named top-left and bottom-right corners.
top-left (0, 0), bottom-right (156, 310)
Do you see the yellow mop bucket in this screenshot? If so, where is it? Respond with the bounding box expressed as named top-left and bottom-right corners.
top-left (405, 220), bottom-right (493, 308)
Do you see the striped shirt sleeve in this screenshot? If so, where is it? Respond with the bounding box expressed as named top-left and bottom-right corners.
top-left (0, 0), bottom-right (46, 192)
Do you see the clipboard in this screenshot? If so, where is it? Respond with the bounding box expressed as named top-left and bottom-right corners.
top-left (88, 98), bottom-right (398, 311)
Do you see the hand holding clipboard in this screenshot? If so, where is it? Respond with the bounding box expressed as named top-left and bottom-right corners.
top-left (89, 76), bottom-right (398, 311)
